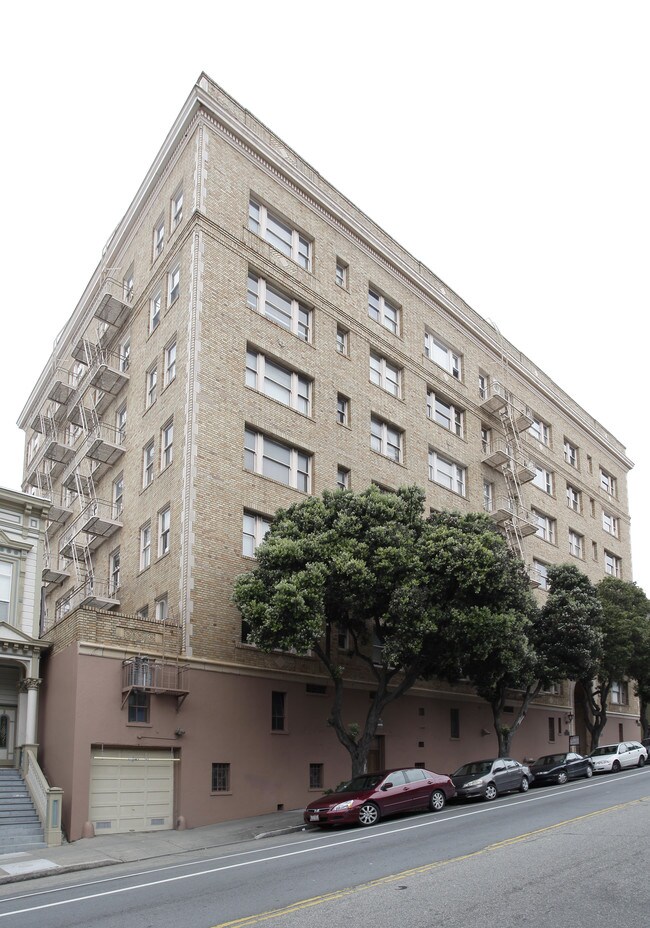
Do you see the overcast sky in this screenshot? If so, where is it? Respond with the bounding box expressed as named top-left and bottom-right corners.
top-left (2, 2), bottom-right (648, 590)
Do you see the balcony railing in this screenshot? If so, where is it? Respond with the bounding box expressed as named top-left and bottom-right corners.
top-left (478, 380), bottom-right (508, 414)
top-left (54, 578), bottom-right (119, 620)
top-left (122, 657), bottom-right (189, 701)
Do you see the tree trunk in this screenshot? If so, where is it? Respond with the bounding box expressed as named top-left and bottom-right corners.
top-left (491, 683), bottom-right (540, 757)
top-left (580, 678), bottom-right (611, 751)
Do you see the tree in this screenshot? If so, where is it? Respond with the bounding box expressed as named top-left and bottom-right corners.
top-left (580, 578), bottom-right (650, 750)
top-left (232, 487), bottom-right (534, 775)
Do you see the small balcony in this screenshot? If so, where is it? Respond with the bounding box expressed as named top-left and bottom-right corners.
top-left (48, 366), bottom-right (77, 407)
top-left (487, 496), bottom-right (514, 523)
top-left (88, 347), bottom-right (130, 397)
top-left (482, 438), bottom-right (511, 469)
top-left (55, 579), bottom-right (120, 620)
top-left (85, 423), bottom-right (125, 467)
top-left (512, 505), bottom-right (538, 537)
top-left (478, 381), bottom-right (508, 415)
top-left (122, 657), bottom-right (189, 707)
top-left (42, 556), bottom-right (71, 587)
top-left (516, 455), bottom-right (536, 483)
top-left (94, 287), bottom-right (132, 329)
top-left (78, 498), bottom-right (122, 540)
top-left (511, 399), bottom-right (534, 433)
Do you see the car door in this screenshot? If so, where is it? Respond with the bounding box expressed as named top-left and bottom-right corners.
top-left (565, 753), bottom-right (584, 778)
top-left (491, 760), bottom-right (510, 793)
top-left (504, 759), bottom-right (523, 790)
top-left (378, 770), bottom-right (412, 815)
top-left (618, 744), bottom-right (632, 768)
top-left (625, 742), bottom-right (641, 767)
top-left (404, 768), bottom-right (431, 809)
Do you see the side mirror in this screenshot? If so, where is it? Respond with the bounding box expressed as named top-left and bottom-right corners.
top-left (382, 782), bottom-right (393, 790)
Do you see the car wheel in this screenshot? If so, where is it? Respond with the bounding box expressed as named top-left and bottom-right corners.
top-left (429, 790), bottom-right (446, 812)
top-left (638, 756), bottom-right (646, 768)
top-left (585, 765), bottom-right (593, 779)
top-left (484, 783), bottom-right (498, 801)
top-left (358, 802), bottom-right (380, 826)
top-left (612, 760), bottom-right (621, 773)
top-left (557, 771), bottom-right (568, 785)
top-left (519, 777), bottom-right (529, 792)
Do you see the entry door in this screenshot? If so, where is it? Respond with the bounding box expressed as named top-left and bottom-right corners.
top-left (366, 735), bottom-right (385, 773)
top-left (0, 708), bottom-right (16, 764)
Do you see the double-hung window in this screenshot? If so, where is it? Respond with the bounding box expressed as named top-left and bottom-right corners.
top-left (336, 327), bottom-right (349, 356)
top-left (529, 417), bottom-right (550, 446)
top-left (248, 199), bottom-right (311, 270)
top-left (247, 272), bottom-right (311, 341)
top-left (604, 551), bottom-right (622, 577)
top-left (0, 561), bottom-right (13, 621)
top-left (337, 466), bottom-right (350, 490)
top-left (143, 441), bottom-right (155, 487)
top-left (566, 485), bottom-right (581, 512)
top-left (533, 509), bottom-right (556, 543)
top-left (244, 428), bottom-right (311, 492)
top-left (168, 265), bottom-right (180, 305)
top-left (335, 259), bottom-right (348, 288)
top-left (161, 420), bottom-right (173, 469)
top-left (171, 189), bottom-right (183, 230)
top-left (242, 511), bottom-right (272, 557)
top-left (424, 332), bottom-right (461, 379)
top-left (569, 530), bottom-right (584, 559)
top-left (368, 289), bottom-right (399, 335)
top-left (533, 464), bottom-right (553, 495)
top-left (113, 474), bottom-right (124, 517)
top-left (428, 449), bottom-right (466, 496)
top-left (602, 511), bottom-right (618, 537)
top-left (370, 352), bottom-right (401, 397)
top-left (370, 416), bottom-right (403, 463)
top-left (336, 395), bottom-right (349, 426)
top-left (164, 341), bottom-right (176, 387)
top-left (245, 350), bottom-right (310, 414)
top-left (483, 480), bottom-right (494, 513)
top-left (116, 404), bottom-right (127, 444)
top-left (123, 269), bottom-right (134, 303)
top-left (109, 549), bottom-right (120, 595)
top-left (600, 468), bottom-right (617, 496)
top-left (564, 439), bottom-right (578, 467)
top-left (153, 218), bottom-right (165, 258)
top-left (146, 367), bottom-right (157, 408)
top-left (427, 390), bottom-right (463, 436)
top-left (140, 524), bottom-right (151, 571)
top-left (158, 507), bottom-right (171, 556)
top-left (533, 559), bottom-right (549, 591)
top-left (149, 291), bottom-right (161, 333)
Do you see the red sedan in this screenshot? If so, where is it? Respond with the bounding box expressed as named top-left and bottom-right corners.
top-left (304, 767), bottom-right (456, 827)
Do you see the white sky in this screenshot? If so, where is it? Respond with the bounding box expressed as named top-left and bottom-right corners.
top-left (2, 2), bottom-right (648, 590)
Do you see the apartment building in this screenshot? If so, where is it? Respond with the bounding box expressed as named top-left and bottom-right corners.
top-left (18, 74), bottom-right (635, 841)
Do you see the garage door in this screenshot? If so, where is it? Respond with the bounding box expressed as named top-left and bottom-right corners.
top-left (89, 748), bottom-right (174, 835)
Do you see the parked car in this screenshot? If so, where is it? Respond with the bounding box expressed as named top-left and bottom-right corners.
top-left (530, 752), bottom-right (593, 785)
top-left (450, 758), bottom-right (532, 800)
top-left (589, 741), bottom-right (648, 773)
top-left (304, 767), bottom-right (455, 827)
top-left (641, 737), bottom-right (650, 755)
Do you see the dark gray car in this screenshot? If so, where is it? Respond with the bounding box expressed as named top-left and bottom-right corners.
top-left (451, 758), bottom-right (532, 800)
top-left (530, 752), bottom-right (593, 785)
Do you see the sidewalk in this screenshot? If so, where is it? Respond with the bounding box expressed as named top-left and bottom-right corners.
top-left (0, 808), bottom-right (309, 885)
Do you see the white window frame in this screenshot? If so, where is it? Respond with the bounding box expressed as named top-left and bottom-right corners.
top-left (158, 507), bottom-right (171, 557)
top-left (483, 480), bottom-right (494, 513)
top-left (171, 188), bottom-right (183, 230)
top-left (427, 390), bottom-right (463, 436)
top-left (155, 595), bottom-right (168, 622)
top-left (143, 440), bottom-right (155, 488)
top-left (368, 289), bottom-right (399, 335)
top-left (119, 336), bottom-right (131, 373)
top-left (424, 332), bottom-right (461, 379)
top-left (116, 404), bottom-right (127, 445)
top-left (242, 510), bottom-right (272, 558)
top-left (153, 217), bottom-right (165, 258)
top-left (564, 439), bottom-right (578, 467)
top-left (370, 352), bottom-right (401, 397)
top-left (370, 416), bottom-right (403, 463)
top-left (146, 366), bottom-right (157, 408)
top-left (478, 372), bottom-right (489, 401)
top-left (112, 474), bottom-right (124, 517)
top-left (245, 349), bottom-right (311, 415)
top-left (602, 511), bottom-right (619, 537)
top-left (247, 272), bottom-right (311, 342)
top-left (244, 428), bottom-right (311, 493)
top-left (533, 559), bottom-right (549, 591)
top-left (149, 291), bottom-right (161, 333)
top-left (604, 550), bottom-right (622, 577)
top-left (428, 448), bottom-right (466, 496)
top-left (248, 199), bottom-right (311, 270)
top-left (569, 530), bottom-right (584, 559)
top-left (533, 464), bottom-right (554, 495)
top-left (335, 259), bottom-right (348, 288)
top-left (529, 418), bottom-right (550, 446)
top-left (122, 269), bottom-right (134, 303)
top-left (533, 509), bottom-right (556, 544)
top-left (337, 466), bottom-right (350, 490)
top-left (481, 425), bottom-right (491, 453)
top-left (336, 394), bottom-right (349, 426)
top-left (164, 341), bottom-right (176, 387)
top-left (0, 560), bottom-right (14, 623)
top-left (140, 523), bottom-right (151, 571)
top-left (168, 265), bottom-right (180, 305)
top-left (336, 327), bottom-right (349, 356)
top-left (566, 485), bottom-right (581, 512)
top-left (109, 549), bottom-right (120, 595)
top-left (610, 680), bottom-right (628, 704)
top-left (161, 420), bottom-right (173, 469)
top-left (600, 468), bottom-right (617, 496)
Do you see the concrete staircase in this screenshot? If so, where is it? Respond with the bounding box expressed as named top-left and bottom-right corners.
top-left (0, 768), bottom-right (45, 853)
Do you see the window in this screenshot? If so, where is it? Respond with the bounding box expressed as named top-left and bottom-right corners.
top-left (529, 418), bottom-right (550, 446)
top-left (533, 559), bottom-right (549, 591)
top-left (247, 272), bottom-right (311, 341)
top-left (428, 449), bottom-right (466, 496)
top-left (566, 485), bottom-right (581, 512)
top-left (336, 327), bottom-right (349, 356)
top-left (604, 551), bottom-right (622, 577)
top-left (119, 336), bottom-right (131, 372)
top-left (246, 350), bottom-right (310, 414)
top-left (244, 428), bottom-right (311, 492)
top-left (592, 540), bottom-right (598, 560)
top-left (113, 475), bottom-right (124, 517)
top-left (309, 763), bottom-right (324, 789)
top-left (136, 605), bottom-right (149, 620)
top-left (128, 691), bottom-right (150, 724)
top-left (242, 511), bottom-right (271, 557)
top-left (168, 265), bottom-right (180, 305)
top-left (109, 549), bottom-right (120, 595)
top-left (450, 708), bottom-right (460, 740)
top-left (337, 466), bottom-right (350, 490)
top-left (483, 480), bottom-right (494, 513)
top-left (569, 530), bottom-right (584, 559)
top-left (368, 289), bottom-right (399, 335)
top-left (171, 189), bottom-right (183, 230)
top-left (140, 523), bottom-right (151, 570)
top-left (161, 420), bottom-right (173, 469)
top-left (337, 627), bottom-right (350, 650)
top-left (271, 691), bottom-right (286, 731)
top-left (211, 763), bottom-right (230, 792)
top-left (370, 416), bottom-right (403, 463)
top-left (478, 372), bottom-right (489, 400)
top-left (158, 507), bottom-right (171, 556)
top-left (602, 511), bottom-right (619, 536)
top-left (155, 595), bottom-right (168, 621)
top-left (335, 260), bottom-right (348, 288)
top-left (610, 681), bottom-right (628, 705)
top-left (0, 562), bottom-right (13, 621)
top-left (370, 352), bottom-right (401, 397)
top-left (153, 218), bottom-right (165, 257)
top-left (146, 367), bottom-right (157, 408)
top-left (548, 718), bottom-right (556, 742)
top-left (533, 509), bottom-right (556, 543)
top-left (481, 426), bottom-right (491, 453)
top-left (427, 390), bottom-right (463, 436)
top-left (600, 468), bottom-right (617, 496)
top-left (143, 441), bottom-right (155, 487)
top-left (116, 404), bottom-right (127, 444)
top-left (532, 464), bottom-right (553, 495)
top-left (336, 394), bottom-right (349, 426)
top-left (587, 455), bottom-right (593, 474)
top-left (564, 439), bottom-right (578, 468)
top-left (149, 291), bottom-right (162, 333)
top-left (424, 332), bottom-right (461, 379)
top-left (123, 269), bottom-right (134, 303)
top-left (248, 199), bottom-right (311, 270)
top-left (163, 341), bottom-right (176, 387)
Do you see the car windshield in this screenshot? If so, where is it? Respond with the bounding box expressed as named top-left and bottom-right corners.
top-left (535, 755), bottom-right (565, 765)
top-left (453, 760), bottom-right (493, 776)
top-left (337, 774), bottom-right (383, 792)
top-left (590, 746), bottom-right (616, 756)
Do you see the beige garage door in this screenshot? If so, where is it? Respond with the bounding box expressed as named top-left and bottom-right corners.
top-left (89, 748), bottom-right (174, 834)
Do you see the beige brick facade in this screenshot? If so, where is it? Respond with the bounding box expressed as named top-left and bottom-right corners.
top-left (18, 74), bottom-right (637, 840)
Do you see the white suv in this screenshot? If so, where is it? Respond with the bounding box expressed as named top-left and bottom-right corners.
top-left (589, 741), bottom-right (648, 773)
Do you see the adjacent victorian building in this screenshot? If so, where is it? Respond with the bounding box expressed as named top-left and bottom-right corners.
top-left (18, 74), bottom-right (635, 841)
